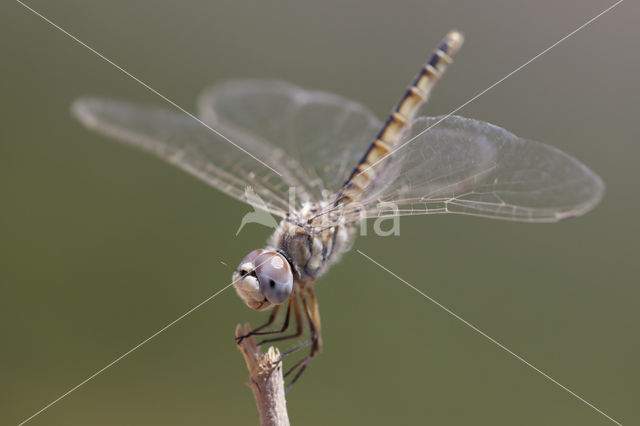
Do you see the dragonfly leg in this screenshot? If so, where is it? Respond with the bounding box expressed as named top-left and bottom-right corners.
top-left (305, 284), bottom-right (323, 355)
top-left (235, 304), bottom-right (283, 344)
top-left (284, 285), bottom-right (322, 391)
top-left (258, 290), bottom-right (304, 346)
top-left (278, 338), bottom-right (312, 359)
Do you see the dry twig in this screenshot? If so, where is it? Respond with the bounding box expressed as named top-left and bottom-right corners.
top-left (235, 323), bottom-right (290, 426)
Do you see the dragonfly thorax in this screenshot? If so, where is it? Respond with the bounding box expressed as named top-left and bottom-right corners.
top-left (270, 202), bottom-right (358, 285)
top-left (233, 201), bottom-right (356, 311)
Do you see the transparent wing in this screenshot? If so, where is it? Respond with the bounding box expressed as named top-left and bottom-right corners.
top-left (197, 79), bottom-right (382, 201)
top-left (72, 98), bottom-right (298, 216)
top-left (356, 115), bottom-right (604, 223)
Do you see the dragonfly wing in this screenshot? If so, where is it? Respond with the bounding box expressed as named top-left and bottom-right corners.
top-left (358, 115), bottom-right (604, 222)
top-left (72, 97), bottom-right (296, 216)
top-left (198, 79), bottom-right (382, 202)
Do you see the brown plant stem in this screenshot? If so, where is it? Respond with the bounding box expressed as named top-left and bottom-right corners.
top-left (235, 323), bottom-right (290, 426)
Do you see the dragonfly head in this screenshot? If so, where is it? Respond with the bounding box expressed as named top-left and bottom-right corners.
top-left (232, 249), bottom-right (293, 311)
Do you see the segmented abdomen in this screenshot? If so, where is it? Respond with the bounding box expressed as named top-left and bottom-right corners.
top-left (337, 30), bottom-right (464, 204)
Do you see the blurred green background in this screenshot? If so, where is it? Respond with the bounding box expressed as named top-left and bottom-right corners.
top-left (1, 0), bottom-right (638, 424)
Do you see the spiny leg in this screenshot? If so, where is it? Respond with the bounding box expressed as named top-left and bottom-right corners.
top-left (235, 303), bottom-right (283, 344)
top-left (284, 285), bottom-right (322, 391)
top-left (258, 289), bottom-right (304, 346)
top-left (247, 303), bottom-right (294, 342)
top-left (278, 338), bottom-right (312, 359)
top-left (306, 284), bottom-right (323, 355)
top-left (268, 293), bottom-right (314, 363)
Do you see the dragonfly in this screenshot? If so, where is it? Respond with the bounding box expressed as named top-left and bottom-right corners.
top-left (72, 30), bottom-right (604, 388)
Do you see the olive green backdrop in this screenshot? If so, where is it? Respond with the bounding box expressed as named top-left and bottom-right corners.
top-left (1, 0), bottom-right (638, 425)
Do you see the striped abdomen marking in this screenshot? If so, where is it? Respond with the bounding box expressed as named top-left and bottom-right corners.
top-left (338, 30), bottom-right (464, 203)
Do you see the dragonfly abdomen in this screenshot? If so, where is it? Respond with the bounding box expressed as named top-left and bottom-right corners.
top-left (337, 30), bottom-right (464, 204)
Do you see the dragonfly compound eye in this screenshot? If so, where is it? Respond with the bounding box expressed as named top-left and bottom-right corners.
top-left (254, 252), bottom-right (293, 305)
top-left (233, 249), bottom-right (266, 310)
